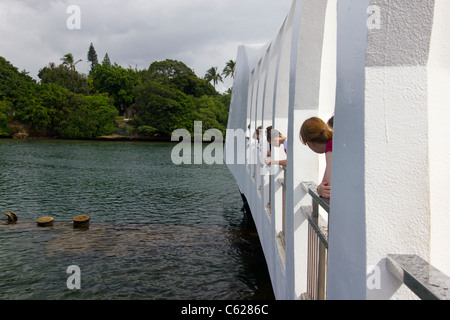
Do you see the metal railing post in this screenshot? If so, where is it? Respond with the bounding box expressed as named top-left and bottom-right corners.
top-left (282, 168), bottom-right (286, 245)
top-left (301, 181), bottom-right (330, 300)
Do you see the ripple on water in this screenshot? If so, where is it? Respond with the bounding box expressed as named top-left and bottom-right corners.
top-left (0, 141), bottom-right (274, 300)
top-left (0, 220), bottom-right (271, 300)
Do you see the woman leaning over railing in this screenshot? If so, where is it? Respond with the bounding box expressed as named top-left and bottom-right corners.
top-left (300, 117), bottom-right (333, 199)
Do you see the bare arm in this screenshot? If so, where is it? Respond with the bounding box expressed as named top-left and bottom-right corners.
top-left (264, 158), bottom-right (287, 167)
top-left (317, 151), bottom-right (332, 198)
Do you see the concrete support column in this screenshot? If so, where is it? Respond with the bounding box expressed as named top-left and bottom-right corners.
top-left (329, 0), bottom-right (445, 299)
top-left (429, 0), bottom-right (450, 278)
top-left (286, 0), bottom-right (337, 299)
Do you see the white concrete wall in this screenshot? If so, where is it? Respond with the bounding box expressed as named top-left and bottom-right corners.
top-left (227, 0), bottom-right (337, 300)
top-left (226, 0), bottom-right (450, 300)
top-left (287, 0), bottom-right (336, 298)
top-left (328, 0), bottom-right (450, 300)
top-left (326, 0), bottom-right (370, 300)
top-left (428, 0), bottom-right (450, 279)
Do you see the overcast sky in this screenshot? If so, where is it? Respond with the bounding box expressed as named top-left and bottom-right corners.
top-left (0, 0), bottom-right (292, 92)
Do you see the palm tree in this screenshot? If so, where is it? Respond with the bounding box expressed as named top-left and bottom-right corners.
top-left (60, 53), bottom-right (82, 90)
top-left (60, 53), bottom-right (82, 72)
top-left (222, 60), bottom-right (236, 79)
top-left (204, 66), bottom-right (223, 89)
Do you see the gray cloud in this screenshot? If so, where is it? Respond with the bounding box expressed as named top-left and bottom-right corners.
top-left (0, 0), bottom-right (292, 92)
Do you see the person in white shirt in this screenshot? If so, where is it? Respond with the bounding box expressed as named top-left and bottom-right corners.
top-left (264, 126), bottom-right (287, 167)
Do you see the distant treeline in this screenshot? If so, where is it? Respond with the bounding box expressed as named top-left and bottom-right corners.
top-left (0, 44), bottom-right (233, 139)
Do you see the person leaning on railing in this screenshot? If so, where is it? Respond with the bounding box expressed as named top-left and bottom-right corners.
top-left (264, 126), bottom-right (287, 167)
top-left (300, 117), bottom-right (333, 199)
top-left (255, 125), bottom-right (262, 143)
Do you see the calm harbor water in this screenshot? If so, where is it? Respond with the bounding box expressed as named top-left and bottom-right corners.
top-left (0, 139), bottom-right (274, 300)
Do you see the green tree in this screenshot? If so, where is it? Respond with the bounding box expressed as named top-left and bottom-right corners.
top-left (0, 56), bottom-right (231, 140)
top-left (222, 60), bottom-right (236, 79)
top-left (195, 95), bottom-right (229, 135)
top-left (142, 59), bottom-right (216, 97)
top-left (38, 62), bottom-right (89, 94)
top-left (146, 59), bottom-right (192, 81)
top-left (53, 92), bottom-right (116, 139)
top-left (0, 56), bottom-right (36, 106)
top-left (204, 67), bottom-right (223, 89)
top-left (60, 53), bottom-right (82, 72)
top-left (0, 100), bottom-right (12, 136)
top-left (132, 81), bottom-right (195, 136)
top-left (20, 101), bottom-right (51, 132)
top-left (103, 53), bottom-right (111, 67)
top-left (91, 62), bottom-right (141, 115)
top-left (87, 43), bottom-right (98, 71)
top-left (7, 81), bottom-right (52, 133)
top-left (60, 53), bottom-right (83, 91)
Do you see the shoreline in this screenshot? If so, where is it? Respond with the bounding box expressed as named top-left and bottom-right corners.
top-left (0, 135), bottom-right (220, 143)
top-left (95, 134), bottom-right (173, 142)
top-left (1, 134), bottom-right (173, 142)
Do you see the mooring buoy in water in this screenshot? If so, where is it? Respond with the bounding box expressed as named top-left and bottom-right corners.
top-left (5, 212), bottom-right (18, 222)
top-left (73, 215), bottom-right (90, 227)
top-left (37, 217), bottom-right (54, 227)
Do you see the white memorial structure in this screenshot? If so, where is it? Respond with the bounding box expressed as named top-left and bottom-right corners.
top-left (225, 0), bottom-right (450, 300)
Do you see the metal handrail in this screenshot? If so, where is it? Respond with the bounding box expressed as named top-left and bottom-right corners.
top-left (387, 254), bottom-right (450, 300)
top-left (301, 181), bottom-right (329, 300)
top-left (280, 166), bottom-right (287, 248)
top-left (301, 181), bottom-right (330, 213)
top-left (301, 206), bottom-right (328, 249)
top-left (301, 181), bottom-right (330, 248)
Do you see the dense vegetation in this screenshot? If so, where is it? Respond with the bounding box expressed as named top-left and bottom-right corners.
top-left (0, 44), bottom-right (233, 139)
